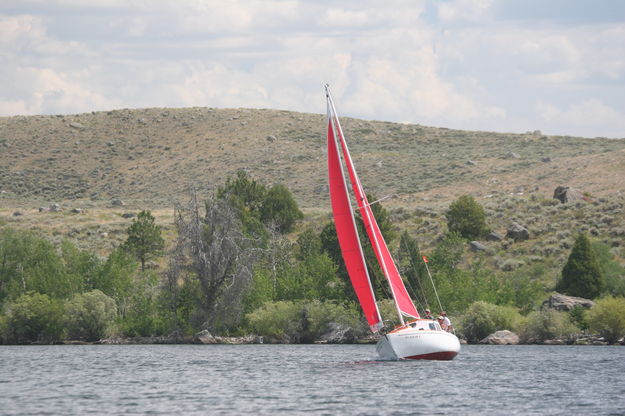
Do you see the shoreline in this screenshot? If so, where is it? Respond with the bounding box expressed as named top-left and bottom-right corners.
top-left (7, 333), bottom-right (619, 346)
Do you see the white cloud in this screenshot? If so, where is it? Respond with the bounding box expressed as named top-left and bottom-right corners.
top-left (537, 99), bottom-right (625, 137)
top-left (438, 0), bottom-right (494, 23)
top-left (0, 1), bottom-right (623, 138)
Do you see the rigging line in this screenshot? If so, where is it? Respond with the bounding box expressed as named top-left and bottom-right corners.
top-left (362, 250), bottom-right (393, 303)
top-left (396, 247), bottom-right (424, 310)
top-left (397, 236), bottom-right (429, 312)
top-left (423, 258), bottom-right (444, 313)
top-left (355, 194), bottom-right (396, 210)
top-left (411, 246), bottom-right (431, 309)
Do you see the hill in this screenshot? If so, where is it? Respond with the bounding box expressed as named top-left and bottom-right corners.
top-left (1, 107), bottom-right (624, 210)
top-left (1, 107), bottom-right (624, 268)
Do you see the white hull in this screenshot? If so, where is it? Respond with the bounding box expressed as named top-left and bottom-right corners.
top-left (376, 323), bottom-right (461, 361)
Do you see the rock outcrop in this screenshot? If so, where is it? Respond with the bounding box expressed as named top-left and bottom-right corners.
top-left (470, 241), bottom-right (488, 252)
top-left (319, 323), bottom-right (355, 344)
top-left (553, 186), bottom-right (584, 203)
top-left (479, 330), bottom-right (520, 345)
top-left (506, 222), bottom-right (529, 241)
top-left (541, 293), bottom-right (594, 311)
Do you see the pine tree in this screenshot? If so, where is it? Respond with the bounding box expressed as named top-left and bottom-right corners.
top-left (123, 210), bottom-right (164, 271)
top-left (556, 233), bottom-right (604, 299)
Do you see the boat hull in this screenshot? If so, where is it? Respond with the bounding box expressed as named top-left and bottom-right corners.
top-left (376, 326), bottom-right (461, 361)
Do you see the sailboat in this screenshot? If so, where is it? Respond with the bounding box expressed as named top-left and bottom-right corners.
top-left (325, 85), bottom-right (460, 360)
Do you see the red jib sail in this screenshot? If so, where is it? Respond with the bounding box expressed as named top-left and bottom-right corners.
top-left (327, 112), bottom-right (383, 332)
top-left (326, 87), bottom-right (419, 324)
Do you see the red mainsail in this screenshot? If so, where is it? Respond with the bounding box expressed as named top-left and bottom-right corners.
top-left (326, 87), bottom-right (419, 326)
top-left (327, 114), bottom-right (383, 332)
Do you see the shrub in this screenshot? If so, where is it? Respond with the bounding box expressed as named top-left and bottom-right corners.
top-left (2, 292), bottom-right (65, 344)
top-left (569, 305), bottom-right (589, 331)
top-left (247, 301), bottom-right (303, 342)
top-left (459, 301), bottom-right (523, 343)
top-left (517, 309), bottom-right (579, 343)
top-left (64, 290), bottom-right (117, 341)
top-left (261, 184), bottom-right (304, 233)
top-left (304, 301), bottom-right (365, 341)
top-left (587, 296), bottom-right (625, 344)
top-left (446, 195), bottom-right (489, 240)
top-left (247, 300), bottom-right (365, 343)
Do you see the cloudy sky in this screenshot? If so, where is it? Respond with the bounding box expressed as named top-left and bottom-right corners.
top-left (1, 0), bottom-right (624, 138)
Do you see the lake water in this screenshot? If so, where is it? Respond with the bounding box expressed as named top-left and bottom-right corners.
top-left (1, 344), bottom-right (624, 415)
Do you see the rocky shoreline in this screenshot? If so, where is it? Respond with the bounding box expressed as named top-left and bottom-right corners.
top-left (55, 330), bottom-right (621, 346)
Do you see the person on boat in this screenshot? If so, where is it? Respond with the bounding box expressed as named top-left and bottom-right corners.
top-left (437, 316), bottom-right (448, 331)
top-left (424, 309), bottom-right (434, 320)
top-left (441, 311), bottom-right (453, 333)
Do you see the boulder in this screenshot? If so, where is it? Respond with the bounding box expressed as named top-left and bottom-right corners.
top-left (506, 222), bottom-right (529, 241)
top-left (319, 323), bottom-right (355, 344)
top-left (470, 241), bottom-right (488, 252)
top-left (541, 293), bottom-right (594, 312)
top-left (480, 330), bottom-right (520, 345)
top-left (111, 199), bottom-right (125, 207)
top-left (553, 186), bottom-right (584, 204)
top-left (485, 231), bottom-right (503, 242)
top-left (195, 330), bottom-right (218, 344)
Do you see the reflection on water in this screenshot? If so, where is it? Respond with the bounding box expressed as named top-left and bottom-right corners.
top-left (1, 344), bottom-right (624, 415)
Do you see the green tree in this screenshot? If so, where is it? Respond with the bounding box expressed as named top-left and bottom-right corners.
top-left (64, 290), bottom-right (117, 341)
top-left (296, 228), bottom-right (323, 261)
top-left (217, 170), bottom-right (267, 238)
top-left (217, 170), bottom-right (267, 214)
top-left (557, 233), bottom-right (604, 299)
top-left (119, 271), bottom-right (166, 337)
top-left (588, 296), bottom-right (625, 344)
top-left (0, 229), bottom-right (75, 303)
top-left (591, 241), bottom-right (625, 297)
top-left (274, 253), bottom-right (342, 302)
top-left (123, 210), bottom-right (165, 271)
top-left (93, 247), bottom-right (137, 314)
top-left (61, 240), bottom-right (101, 292)
top-left (446, 195), bottom-right (489, 240)
top-left (261, 184), bottom-right (304, 233)
top-left (2, 292), bottom-right (65, 344)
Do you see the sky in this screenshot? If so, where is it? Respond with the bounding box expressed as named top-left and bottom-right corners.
top-left (1, 0), bottom-right (624, 138)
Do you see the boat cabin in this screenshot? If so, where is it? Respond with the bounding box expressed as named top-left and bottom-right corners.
top-left (407, 319), bottom-right (444, 331)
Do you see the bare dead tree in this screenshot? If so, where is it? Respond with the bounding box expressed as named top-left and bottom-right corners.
top-left (264, 220), bottom-right (294, 292)
top-left (171, 191), bottom-right (261, 331)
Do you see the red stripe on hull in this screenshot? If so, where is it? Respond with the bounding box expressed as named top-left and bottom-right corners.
top-left (403, 350), bottom-right (458, 361)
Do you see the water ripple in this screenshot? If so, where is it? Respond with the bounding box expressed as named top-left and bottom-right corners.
top-left (0, 344), bottom-right (624, 415)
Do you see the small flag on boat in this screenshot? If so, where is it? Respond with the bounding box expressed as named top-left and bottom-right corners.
top-left (422, 255), bottom-right (428, 263)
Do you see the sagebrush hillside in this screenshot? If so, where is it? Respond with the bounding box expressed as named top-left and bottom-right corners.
top-left (1, 107), bottom-right (624, 271)
top-left (2, 107), bottom-right (624, 210)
